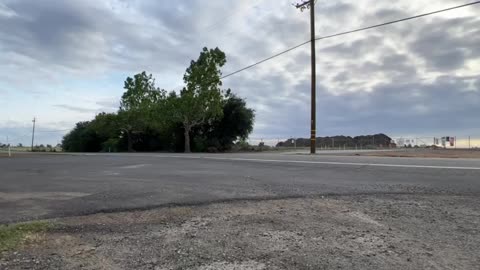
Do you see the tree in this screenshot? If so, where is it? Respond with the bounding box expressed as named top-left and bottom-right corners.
top-left (62, 121), bottom-right (102, 152)
top-left (119, 72), bottom-right (167, 152)
top-left (120, 71), bottom-right (165, 111)
top-left (90, 113), bottom-right (120, 139)
top-left (61, 49), bottom-right (256, 153)
top-left (201, 93), bottom-right (255, 151)
top-left (169, 47), bottom-right (226, 152)
top-left (90, 112), bottom-right (123, 151)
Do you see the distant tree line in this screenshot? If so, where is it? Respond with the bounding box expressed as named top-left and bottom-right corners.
top-left (62, 47), bottom-right (255, 153)
top-left (277, 134), bottom-right (393, 148)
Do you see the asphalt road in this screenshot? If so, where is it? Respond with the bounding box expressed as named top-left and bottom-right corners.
top-left (1, 151), bottom-right (480, 223)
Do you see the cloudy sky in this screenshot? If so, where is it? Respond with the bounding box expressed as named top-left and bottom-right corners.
top-left (0, 0), bottom-right (479, 146)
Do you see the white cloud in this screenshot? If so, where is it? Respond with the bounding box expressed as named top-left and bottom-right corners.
top-left (0, 0), bottom-right (479, 145)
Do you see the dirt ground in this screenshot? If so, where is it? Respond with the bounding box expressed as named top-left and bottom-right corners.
top-left (1, 194), bottom-right (479, 270)
top-left (354, 149), bottom-right (480, 159)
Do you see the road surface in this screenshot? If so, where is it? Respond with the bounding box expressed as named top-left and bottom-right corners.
top-left (1, 152), bottom-right (479, 223)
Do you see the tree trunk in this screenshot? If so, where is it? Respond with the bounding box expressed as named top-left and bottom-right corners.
top-left (127, 132), bottom-right (134, 152)
top-left (184, 126), bottom-right (191, 153)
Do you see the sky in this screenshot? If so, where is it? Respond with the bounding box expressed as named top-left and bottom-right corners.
top-left (0, 0), bottom-right (479, 147)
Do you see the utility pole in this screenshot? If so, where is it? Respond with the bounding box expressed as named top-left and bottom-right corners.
top-left (7, 135), bottom-right (11, 157)
top-left (31, 117), bottom-right (36, 151)
top-left (295, 0), bottom-right (316, 154)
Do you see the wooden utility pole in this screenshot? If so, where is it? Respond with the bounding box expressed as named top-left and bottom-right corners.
top-left (31, 117), bottom-right (36, 151)
top-left (295, 0), bottom-right (316, 154)
top-left (7, 135), bottom-right (11, 157)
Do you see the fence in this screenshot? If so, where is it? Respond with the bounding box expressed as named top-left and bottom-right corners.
top-left (392, 136), bottom-right (480, 149)
top-left (248, 136), bottom-right (480, 150)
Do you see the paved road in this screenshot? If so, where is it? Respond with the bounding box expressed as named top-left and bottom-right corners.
top-left (1, 152), bottom-right (479, 223)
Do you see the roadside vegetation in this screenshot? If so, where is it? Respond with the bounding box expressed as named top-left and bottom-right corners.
top-left (0, 221), bottom-right (51, 252)
top-left (277, 134), bottom-right (394, 148)
top-left (62, 47), bottom-right (255, 153)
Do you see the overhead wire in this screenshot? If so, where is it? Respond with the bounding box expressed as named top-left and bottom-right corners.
top-left (220, 1), bottom-right (480, 80)
top-left (35, 129), bottom-right (71, 133)
top-left (313, 1), bottom-right (480, 42)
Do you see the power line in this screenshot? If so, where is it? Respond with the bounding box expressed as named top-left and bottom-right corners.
top-left (35, 129), bottom-right (70, 133)
top-left (221, 40), bottom-right (310, 79)
top-left (220, 1), bottom-right (480, 80)
top-left (314, 1), bottom-right (480, 42)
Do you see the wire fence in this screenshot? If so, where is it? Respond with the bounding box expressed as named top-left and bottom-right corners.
top-left (391, 136), bottom-right (480, 149)
top-left (0, 128), bottom-right (68, 151)
top-left (248, 135), bottom-right (480, 150)
top-left (2, 133), bottom-right (479, 154)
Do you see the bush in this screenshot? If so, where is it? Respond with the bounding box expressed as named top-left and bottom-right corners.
top-left (207, 147), bottom-right (218, 153)
top-left (102, 138), bottom-right (121, 152)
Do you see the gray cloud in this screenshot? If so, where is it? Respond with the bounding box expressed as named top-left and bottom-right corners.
top-left (358, 52), bottom-right (418, 82)
top-left (0, 1), bottom-right (108, 68)
top-left (317, 2), bottom-right (355, 18)
top-left (1, 0), bottom-right (479, 145)
top-left (54, 104), bottom-right (98, 113)
top-left (321, 36), bottom-right (384, 58)
top-left (248, 74), bottom-right (480, 138)
top-left (374, 8), bottom-right (408, 20)
top-left (333, 71), bottom-right (348, 82)
top-left (410, 16), bottom-right (480, 71)
top-left (96, 100), bottom-right (119, 112)
top-left (0, 0), bottom-right (196, 77)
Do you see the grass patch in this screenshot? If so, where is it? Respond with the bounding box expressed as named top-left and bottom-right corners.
top-left (0, 221), bottom-right (52, 251)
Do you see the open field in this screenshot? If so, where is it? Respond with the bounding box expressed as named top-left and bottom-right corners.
top-left (1, 152), bottom-right (480, 269)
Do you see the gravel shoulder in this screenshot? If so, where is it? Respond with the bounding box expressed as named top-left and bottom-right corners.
top-left (1, 194), bottom-right (479, 270)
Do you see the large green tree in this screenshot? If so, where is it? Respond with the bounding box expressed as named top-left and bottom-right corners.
top-left (119, 71), bottom-right (167, 151)
top-left (120, 71), bottom-right (165, 111)
top-left (169, 47), bottom-right (226, 152)
top-left (62, 121), bottom-right (101, 152)
top-left (62, 48), bottom-right (255, 153)
top-left (89, 112), bottom-right (122, 151)
top-left (196, 93), bottom-right (255, 151)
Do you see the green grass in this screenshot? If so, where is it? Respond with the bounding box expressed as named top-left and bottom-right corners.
top-left (0, 221), bottom-right (52, 251)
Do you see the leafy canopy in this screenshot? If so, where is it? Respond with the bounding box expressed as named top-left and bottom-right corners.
top-left (62, 48), bottom-right (255, 153)
top-left (120, 71), bottom-right (165, 112)
top-left (173, 47), bottom-right (226, 127)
